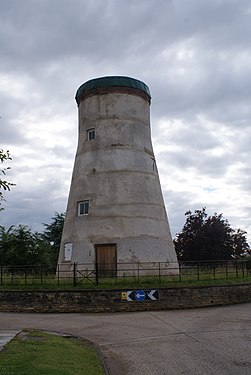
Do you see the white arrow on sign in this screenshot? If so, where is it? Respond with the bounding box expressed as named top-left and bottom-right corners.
top-left (147, 290), bottom-right (157, 300)
top-left (126, 291), bottom-right (133, 301)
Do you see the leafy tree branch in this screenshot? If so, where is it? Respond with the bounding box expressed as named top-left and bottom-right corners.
top-left (0, 149), bottom-right (15, 211)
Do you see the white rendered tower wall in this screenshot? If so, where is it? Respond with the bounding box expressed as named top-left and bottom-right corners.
top-left (58, 76), bottom-right (178, 275)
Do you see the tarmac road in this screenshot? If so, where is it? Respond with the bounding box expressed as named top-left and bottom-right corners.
top-left (0, 303), bottom-right (250, 374)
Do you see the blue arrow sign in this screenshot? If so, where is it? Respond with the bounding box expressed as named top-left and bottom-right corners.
top-left (135, 290), bottom-right (145, 301)
top-left (118, 289), bottom-right (159, 302)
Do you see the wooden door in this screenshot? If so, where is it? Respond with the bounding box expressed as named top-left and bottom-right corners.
top-left (95, 244), bottom-right (117, 278)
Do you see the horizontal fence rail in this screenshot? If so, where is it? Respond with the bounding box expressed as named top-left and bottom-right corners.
top-left (0, 260), bottom-right (250, 287)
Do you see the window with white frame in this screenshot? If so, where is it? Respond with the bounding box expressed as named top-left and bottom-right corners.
top-left (87, 128), bottom-right (95, 141)
top-left (78, 200), bottom-right (89, 216)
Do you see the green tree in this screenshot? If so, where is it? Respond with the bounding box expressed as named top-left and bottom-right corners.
top-left (0, 213), bottom-right (65, 270)
top-left (0, 225), bottom-right (50, 267)
top-left (0, 149), bottom-right (14, 211)
top-left (174, 208), bottom-right (250, 261)
top-left (231, 228), bottom-right (250, 259)
top-left (42, 212), bottom-right (65, 268)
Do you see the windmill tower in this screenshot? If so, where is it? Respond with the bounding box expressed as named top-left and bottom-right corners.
top-left (58, 76), bottom-right (178, 277)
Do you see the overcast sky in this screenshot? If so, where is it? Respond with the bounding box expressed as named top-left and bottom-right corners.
top-left (1, 0), bottom-right (251, 243)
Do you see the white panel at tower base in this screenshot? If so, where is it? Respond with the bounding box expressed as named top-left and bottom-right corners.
top-left (57, 76), bottom-right (179, 277)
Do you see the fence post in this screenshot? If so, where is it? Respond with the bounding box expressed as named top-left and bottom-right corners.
top-left (226, 262), bottom-right (229, 279)
top-left (235, 261), bottom-right (238, 278)
top-left (95, 262), bottom-right (99, 285)
top-left (197, 262), bottom-right (200, 280)
top-left (137, 262), bottom-right (140, 282)
top-left (158, 262), bottom-right (161, 283)
top-left (40, 265), bottom-right (43, 285)
top-left (73, 262), bottom-right (77, 287)
top-left (0, 266), bottom-right (2, 286)
top-left (242, 260), bottom-right (245, 278)
top-left (57, 264), bottom-right (60, 286)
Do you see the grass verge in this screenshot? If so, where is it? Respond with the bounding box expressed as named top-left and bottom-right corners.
top-left (0, 275), bottom-right (250, 290)
top-left (0, 330), bottom-right (105, 375)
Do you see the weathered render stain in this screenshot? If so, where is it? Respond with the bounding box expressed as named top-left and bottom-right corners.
top-left (57, 76), bottom-right (178, 274)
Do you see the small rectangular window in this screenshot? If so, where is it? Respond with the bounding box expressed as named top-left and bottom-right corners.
top-left (87, 128), bottom-right (95, 141)
top-left (78, 201), bottom-right (89, 215)
top-left (151, 157), bottom-right (156, 171)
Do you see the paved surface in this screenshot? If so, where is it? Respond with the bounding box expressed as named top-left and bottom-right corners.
top-left (0, 330), bottom-right (20, 351)
top-left (0, 303), bottom-right (250, 374)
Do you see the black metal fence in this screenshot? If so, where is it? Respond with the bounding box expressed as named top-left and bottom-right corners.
top-left (0, 259), bottom-right (250, 287)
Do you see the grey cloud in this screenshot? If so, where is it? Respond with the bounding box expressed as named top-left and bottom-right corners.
top-left (1, 198), bottom-right (66, 233)
top-left (151, 53), bottom-right (251, 125)
top-left (2, 0), bottom-right (249, 73)
top-left (0, 177), bottom-right (67, 232)
top-left (163, 188), bottom-right (204, 238)
top-left (158, 149), bottom-right (232, 178)
top-left (0, 117), bottom-right (25, 145)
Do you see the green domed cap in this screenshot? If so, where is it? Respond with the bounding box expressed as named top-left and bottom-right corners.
top-left (75, 76), bottom-right (151, 102)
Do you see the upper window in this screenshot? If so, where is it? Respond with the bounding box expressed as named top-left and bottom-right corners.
top-left (151, 157), bottom-right (156, 171)
top-left (87, 128), bottom-right (95, 141)
top-left (78, 200), bottom-right (89, 216)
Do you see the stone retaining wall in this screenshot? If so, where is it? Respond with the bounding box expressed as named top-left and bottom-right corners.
top-left (0, 283), bottom-right (250, 313)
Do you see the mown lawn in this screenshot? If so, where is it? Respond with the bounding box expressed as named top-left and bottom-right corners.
top-left (0, 330), bottom-right (105, 375)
